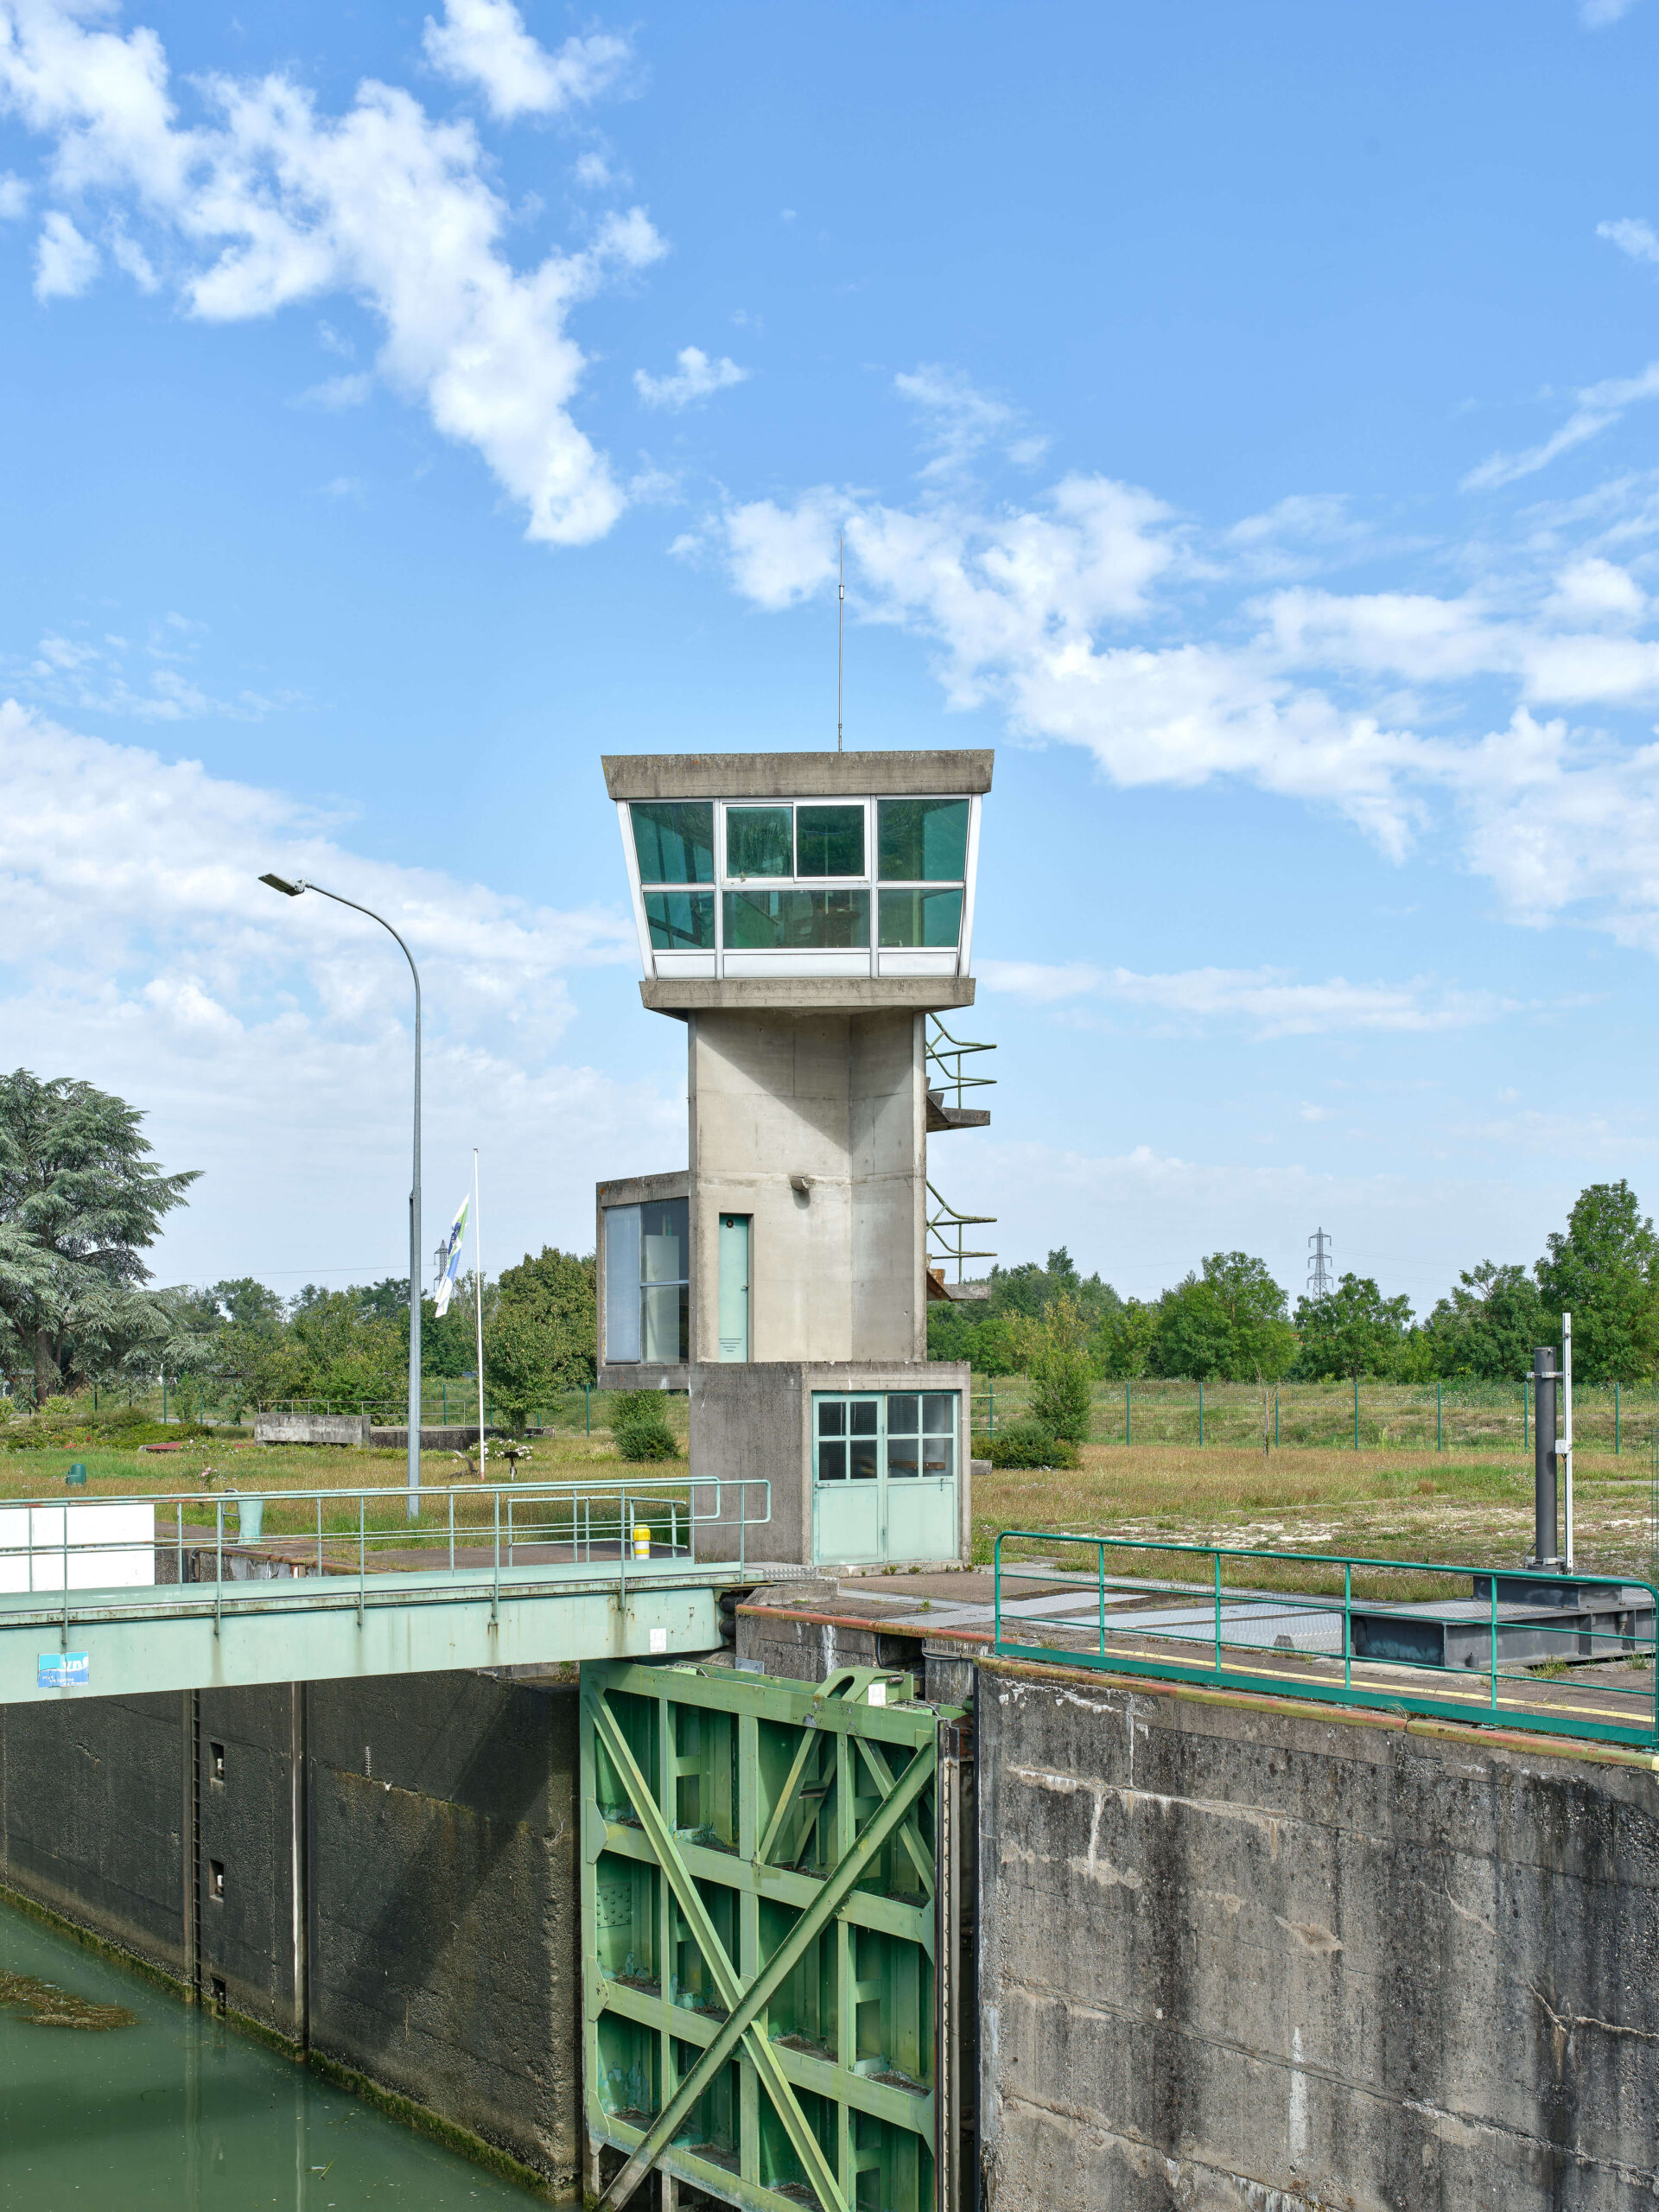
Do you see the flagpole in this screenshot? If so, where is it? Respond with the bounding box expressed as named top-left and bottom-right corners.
top-left (473, 1147), bottom-right (486, 1478)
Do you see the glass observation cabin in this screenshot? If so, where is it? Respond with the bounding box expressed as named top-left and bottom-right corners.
top-left (616, 788), bottom-right (983, 984)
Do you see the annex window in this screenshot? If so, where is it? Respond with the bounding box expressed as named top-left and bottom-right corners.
top-left (813, 1392), bottom-right (957, 1482)
top-left (604, 1198), bottom-right (690, 1365)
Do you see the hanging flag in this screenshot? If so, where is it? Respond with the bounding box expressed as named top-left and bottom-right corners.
top-left (432, 1195), bottom-right (470, 1318)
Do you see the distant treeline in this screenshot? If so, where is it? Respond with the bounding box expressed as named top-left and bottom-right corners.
top-left (926, 1181), bottom-right (1659, 1386)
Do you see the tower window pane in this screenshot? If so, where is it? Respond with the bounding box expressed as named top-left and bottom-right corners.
top-left (723, 889), bottom-right (869, 950)
top-left (878, 888), bottom-right (963, 949)
top-left (795, 804), bottom-right (864, 877)
top-left (878, 798), bottom-right (969, 882)
top-left (632, 802), bottom-right (714, 885)
top-left (725, 806), bottom-right (792, 878)
top-left (643, 891), bottom-right (715, 949)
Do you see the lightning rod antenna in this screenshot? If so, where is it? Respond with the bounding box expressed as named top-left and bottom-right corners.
top-left (837, 530), bottom-right (844, 752)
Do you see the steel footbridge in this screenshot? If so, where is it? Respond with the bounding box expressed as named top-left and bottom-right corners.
top-left (0, 1477), bottom-right (767, 1705)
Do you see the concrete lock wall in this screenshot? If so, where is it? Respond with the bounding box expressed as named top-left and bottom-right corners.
top-left (0, 1669), bottom-right (585, 2198)
top-left (976, 1656), bottom-right (1659, 2212)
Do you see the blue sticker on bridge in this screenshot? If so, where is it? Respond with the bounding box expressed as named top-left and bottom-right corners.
top-left (38, 1653), bottom-right (90, 1689)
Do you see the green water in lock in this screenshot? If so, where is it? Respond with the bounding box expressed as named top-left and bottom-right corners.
top-left (0, 1904), bottom-right (538, 2210)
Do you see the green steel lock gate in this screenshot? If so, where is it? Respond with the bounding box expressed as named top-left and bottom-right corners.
top-left (580, 1659), bottom-right (969, 2212)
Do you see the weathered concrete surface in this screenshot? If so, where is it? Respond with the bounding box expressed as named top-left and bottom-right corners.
top-left (0, 1689), bottom-right (188, 1980)
top-left (976, 1656), bottom-right (1659, 2212)
top-left (306, 1670), bottom-right (583, 2196)
top-left (0, 1671), bottom-right (584, 2199)
top-left (690, 1358), bottom-right (971, 1567)
top-left (254, 1413), bottom-right (372, 1446)
top-left (641, 976), bottom-right (977, 1014)
top-left (602, 747), bottom-right (995, 799)
top-left (689, 1008), bottom-right (927, 1363)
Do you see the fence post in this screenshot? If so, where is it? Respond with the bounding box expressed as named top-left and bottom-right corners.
top-left (1523, 1381), bottom-right (1529, 1450)
top-left (1353, 1375), bottom-right (1358, 1452)
top-left (1198, 1379), bottom-right (1204, 1447)
top-left (1126, 1380), bottom-right (1132, 1447)
top-left (1437, 1379), bottom-right (1442, 1453)
top-left (989, 1379), bottom-right (995, 1438)
top-left (1274, 1389), bottom-right (1280, 1447)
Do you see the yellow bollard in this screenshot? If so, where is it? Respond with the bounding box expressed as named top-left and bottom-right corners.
top-left (632, 1523), bottom-right (652, 1560)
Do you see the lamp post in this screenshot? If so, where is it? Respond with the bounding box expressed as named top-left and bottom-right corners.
top-left (260, 872), bottom-right (423, 1521)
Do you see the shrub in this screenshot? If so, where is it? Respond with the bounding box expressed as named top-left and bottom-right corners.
top-left (609, 1390), bottom-right (680, 1463)
top-left (971, 1419), bottom-right (1079, 1470)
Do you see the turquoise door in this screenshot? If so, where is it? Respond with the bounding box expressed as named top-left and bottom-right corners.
top-left (811, 1391), bottom-right (958, 1566)
top-left (717, 1214), bottom-right (750, 1361)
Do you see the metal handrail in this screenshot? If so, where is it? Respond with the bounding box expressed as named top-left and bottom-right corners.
top-left (992, 1529), bottom-right (1659, 1752)
top-left (925, 1179), bottom-right (996, 1282)
top-left (0, 1477), bottom-right (772, 1637)
top-left (925, 1016), bottom-right (996, 1111)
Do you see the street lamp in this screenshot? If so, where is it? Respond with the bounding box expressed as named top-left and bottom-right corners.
top-left (260, 872), bottom-right (423, 1521)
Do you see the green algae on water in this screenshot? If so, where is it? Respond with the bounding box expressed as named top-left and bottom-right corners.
top-left (0, 1967), bottom-right (137, 2030)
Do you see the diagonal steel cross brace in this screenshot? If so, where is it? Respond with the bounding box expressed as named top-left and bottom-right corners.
top-left (591, 1688), bottom-right (938, 2212)
top-left (585, 1689), bottom-right (849, 2212)
top-left (853, 1734), bottom-right (935, 1900)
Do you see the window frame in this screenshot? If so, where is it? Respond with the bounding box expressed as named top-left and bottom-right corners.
top-left (811, 1389), bottom-right (959, 1486)
top-left (620, 793), bottom-right (980, 981)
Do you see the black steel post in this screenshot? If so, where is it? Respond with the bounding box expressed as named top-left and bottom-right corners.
top-left (1533, 1346), bottom-right (1559, 1569)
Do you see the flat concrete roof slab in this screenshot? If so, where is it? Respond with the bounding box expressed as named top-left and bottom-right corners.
top-left (603, 748), bottom-right (994, 799)
top-left (640, 976), bottom-right (976, 1014)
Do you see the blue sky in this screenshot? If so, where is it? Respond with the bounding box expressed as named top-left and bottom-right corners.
top-left (4, 0), bottom-right (1659, 1314)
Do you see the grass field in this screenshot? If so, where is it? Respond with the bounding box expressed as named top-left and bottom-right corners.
top-left (1, 1391), bottom-right (1652, 1585)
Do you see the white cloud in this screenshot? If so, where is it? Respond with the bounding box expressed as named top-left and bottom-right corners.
top-left (574, 149), bottom-right (618, 188)
top-left (703, 487), bottom-right (844, 611)
top-left (1599, 214), bottom-right (1659, 264)
top-left (1462, 361), bottom-right (1659, 490)
top-left (1582, 0), bottom-right (1636, 24)
top-left (0, 698), bottom-right (667, 1282)
top-left (33, 206), bottom-right (96, 296)
top-left (977, 959), bottom-right (1523, 1039)
top-left (634, 345), bottom-right (748, 410)
top-left (299, 372), bottom-right (372, 408)
top-left (0, 168), bottom-right (27, 218)
top-left (0, 0), bottom-right (659, 546)
top-left (8, 621), bottom-right (291, 722)
top-left (894, 363), bottom-right (1020, 478)
top-left (422, 3), bottom-right (629, 124)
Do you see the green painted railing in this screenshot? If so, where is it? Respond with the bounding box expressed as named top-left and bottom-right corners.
top-left (992, 1529), bottom-right (1659, 1751)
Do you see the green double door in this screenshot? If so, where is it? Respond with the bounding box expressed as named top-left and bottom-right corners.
top-left (811, 1389), bottom-right (959, 1565)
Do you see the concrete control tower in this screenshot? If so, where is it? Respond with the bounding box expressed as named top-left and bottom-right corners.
top-left (594, 749), bottom-right (993, 1571)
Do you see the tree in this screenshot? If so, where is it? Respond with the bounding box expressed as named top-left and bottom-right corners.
top-left (1148, 1275), bottom-right (1233, 1381)
top-left (1012, 1293), bottom-right (1095, 1441)
top-left (1535, 1180), bottom-right (1659, 1382)
top-left (1424, 1262), bottom-right (1547, 1381)
top-left (1095, 1299), bottom-right (1157, 1379)
top-left (0, 1070), bottom-right (198, 1402)
top-left (1147, 1254), bottom-right (1296, 1381)
top-left (1199, 1252), bottom-right (1298, 1381)
top-left (985, 1249), bottom-right (1119, 1325)
top-left (483, 1247), bottom-right (597, 1427)
top-left (1294, 1274), bottom-right (1414, 1380)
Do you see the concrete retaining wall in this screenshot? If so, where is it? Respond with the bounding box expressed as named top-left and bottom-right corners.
top-left (0, 1670), bottom-right (583, 2198)
top-left (254, 1414), bottom-right (372, 1447)
top-left (976, 1656), bottom-right (1659, 2211)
